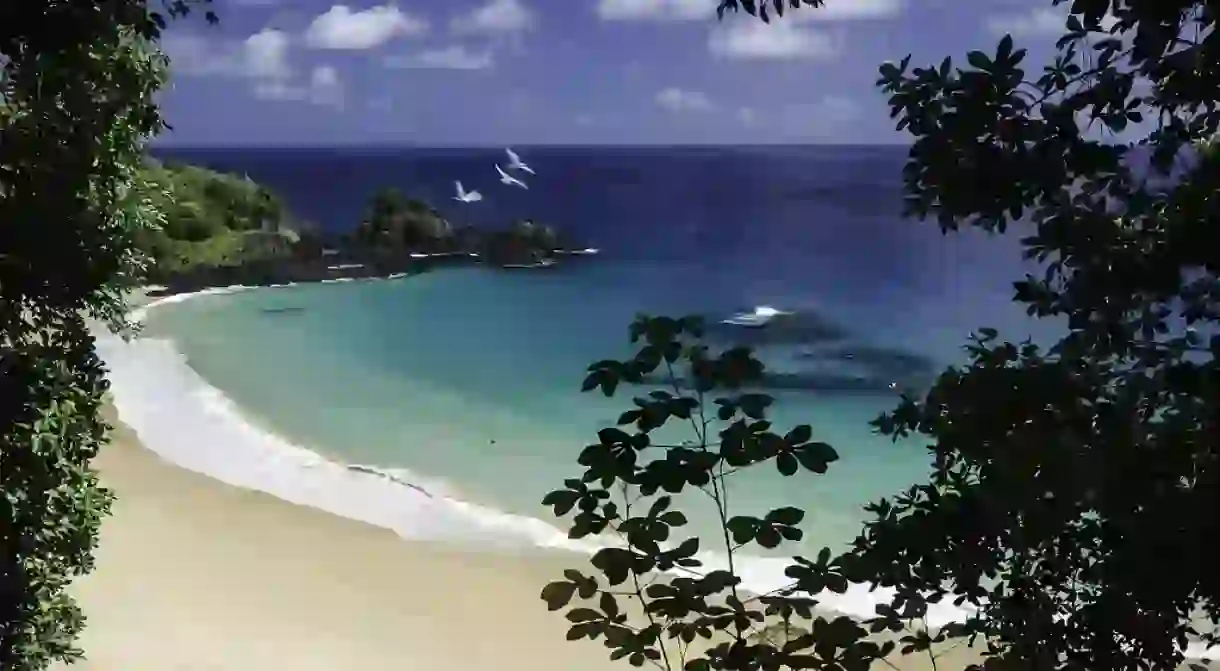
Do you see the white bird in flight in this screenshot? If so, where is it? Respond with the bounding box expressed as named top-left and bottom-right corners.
top-left (505, 147), bottom-right (535, 175)
top-left (452, 180), bottom-right (482, 203)
top-left (496, 163), bottom-right (528, 189)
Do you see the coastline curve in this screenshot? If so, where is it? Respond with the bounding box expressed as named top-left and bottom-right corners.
top-left (98, 283), bottom-right (1219, 657)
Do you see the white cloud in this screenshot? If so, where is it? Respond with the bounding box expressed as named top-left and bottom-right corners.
top-left (308, 65), bottom-right (343, 105)
top-left (304, 4), bottom-right (427, 50)
top-left (451, 0), bottom-right (534, 34)
top-left (163, 28), bottom-right (292, 81)
top-left (737, 107), bottom-right (756, 125)
top-left (165, 29), bottom-right (343, 108)
top-left (575, 113), bottom-right (596, 126)
top-left (984, 6), bottom-right (1117, 38)
top-left (161, 33), bottom-right (225, 74)
top-left (242, 29), bottom-right (293, 79)
top-left (709, 20), bottom-right (839, 60)
top-left (786, 0), bottom-right (901, 21)
top-left (598, 0), bottom-right (900, 22)
top-left (983, 7), bottom-right (1062, 38)
top-left (603, 0), bottom-right (895, 61)
top-left (596, 0), bottom-right (710, 21)
top-left (384, 45), bottom-right (494, 69)
top-left (656, 87), bottom-right (714, 113)
top-left (253, 65), bottom-right (344, 108)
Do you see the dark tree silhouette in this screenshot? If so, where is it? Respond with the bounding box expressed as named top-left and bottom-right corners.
top-left (542, 1), bottom-right (1220, 670)
top-left (1, 1), bottom-right (214, 668)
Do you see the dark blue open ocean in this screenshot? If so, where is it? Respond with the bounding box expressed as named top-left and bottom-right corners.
top-left (98, 145), bottom-right (1063, 620)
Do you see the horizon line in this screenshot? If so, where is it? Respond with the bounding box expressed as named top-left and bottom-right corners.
top-left (151, 141), bottom-right (912, 150)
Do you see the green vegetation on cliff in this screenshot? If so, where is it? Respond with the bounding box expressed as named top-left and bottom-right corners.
top-left (353, 186), bottom-right (566, 264)
top-left (2, 1), bottom-right (216, 667)
top-left (136, 159), bottom-right (300, 277)
top-left (354, 187), bottom-right (451, 249)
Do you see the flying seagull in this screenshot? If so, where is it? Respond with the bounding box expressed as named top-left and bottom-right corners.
top-left (496, 163), bottom-right (528, 189)
top-left (505, 147), bottom-right (535, 175)
top-left (452, 180), bottom-right (482, 203)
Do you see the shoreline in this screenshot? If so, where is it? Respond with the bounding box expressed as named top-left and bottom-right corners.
top-left (90, 283), bottom-right (1219, 667)
top-left (112, 282), bottom-right (939, 624)
top-left (60, 409), bottom-right (629, 671)
top-left (145, 245), bottom-right (602, 299)
top-left (66, 412), bottom-right (1220, 670)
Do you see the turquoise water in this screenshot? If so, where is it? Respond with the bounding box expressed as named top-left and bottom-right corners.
top-left (100, 146), bottom-right (1217, 650)
top-left (135, 259), bottom-right (1055, 558)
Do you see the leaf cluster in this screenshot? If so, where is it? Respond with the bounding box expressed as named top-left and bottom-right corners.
top-left (546, 1), bottom-right (1220, 670)
top-left (543, 315), bottom-right (919, 671)
top-left (2, 1), bottom-right (214, 668)
top-left (135, 161), bottom-right (299, 275)
top-left (357, 187), bottom-right (453, 250)
top-left (715, 0), bottom-right (825, 24)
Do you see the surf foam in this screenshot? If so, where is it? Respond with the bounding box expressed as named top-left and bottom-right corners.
top-left (97, 285), bottom-right (1216, 657)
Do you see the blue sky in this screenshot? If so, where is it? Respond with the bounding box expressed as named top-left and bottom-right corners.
top-left (158, 0), bottom-right (1078, 145)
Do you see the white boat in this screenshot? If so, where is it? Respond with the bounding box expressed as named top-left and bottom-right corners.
top-left (502, 259), bottom-right (557, 269)
top-left (720, 305), bottom-right (792, 327)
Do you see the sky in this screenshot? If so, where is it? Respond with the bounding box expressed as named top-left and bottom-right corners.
top-left (157, 0), bottom-right (1083, 145)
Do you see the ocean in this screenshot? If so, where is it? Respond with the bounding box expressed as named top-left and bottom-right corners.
top-left (96, 145), bottom-right (1064, 625)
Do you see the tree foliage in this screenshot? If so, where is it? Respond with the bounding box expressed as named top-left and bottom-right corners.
top-left (357, 187), bottom-right (452, 249)
top-left (714, 0), bottom-right (825, 23)
top-left (545, 1), bottom-right (1220, 670)
top-left (1, 1), bottom-right (213, 668)
top-left (136, 160), bottom-right (299, 275)
top-left (484, 219), bottom-right (562, 265)
top-left (146, 160), bottom-right (289, 240)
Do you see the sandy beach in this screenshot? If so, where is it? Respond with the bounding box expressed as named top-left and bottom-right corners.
top-left (57, 410), bottom-right (631, 671)
top-left (60, 412), bottom-right (977, 671)
top-left (48, 288), bottom-right (1212, 670)
top-left (54, 412), bottom-right (1219, 671)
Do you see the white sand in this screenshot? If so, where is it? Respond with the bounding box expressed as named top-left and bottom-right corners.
top-left (52, 287), bottom-right (1212, 670)
top-left (58, 414), bottom-right (624, 671)
top-left (56, 414), bottom-right (1218, 671)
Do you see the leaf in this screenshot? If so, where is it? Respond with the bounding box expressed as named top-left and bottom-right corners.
top-left (817, 547), bottom-right (831, 566)
top-left (726, 516), bottom-right (758, 544)
top-left (617, 409), bottom-right (641, 425)
top-left (795, 442), bottom-right (838, 473)
top-left (566, 608), bottom-right (602, 622)
top-left (785, 424), bottom-right (812, 445)
top-left (598, 427), bottom-right (632, 446)
top-left (541, 489), bottom-right (580, 516)
top-left (660, 510), bottom-right (688, 526)
top-left (776, 451), bottom-right (799, 476)
top-left (600, 591), bottom-right (620, 618)
top-left (591, 548), bottom-right (633, 585)
top-left (672, 537), bottom-right (700, 559)
top-left (966, 50), bottom-right (992, 71)
top-left (648, 495), bottom-right (672, 518)
top-left (997, 33), bottom-right (1013, 60)
top-left (766, 506), bottom-right (805, 526)
top-left (541, 581), bottom-right (576, 611)
top-left (738, 393), bottom-right (772, 419)
top-left (756, 527), bottom-right (783, 548)
top-left (601, 377), bottom-right (619, 397)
